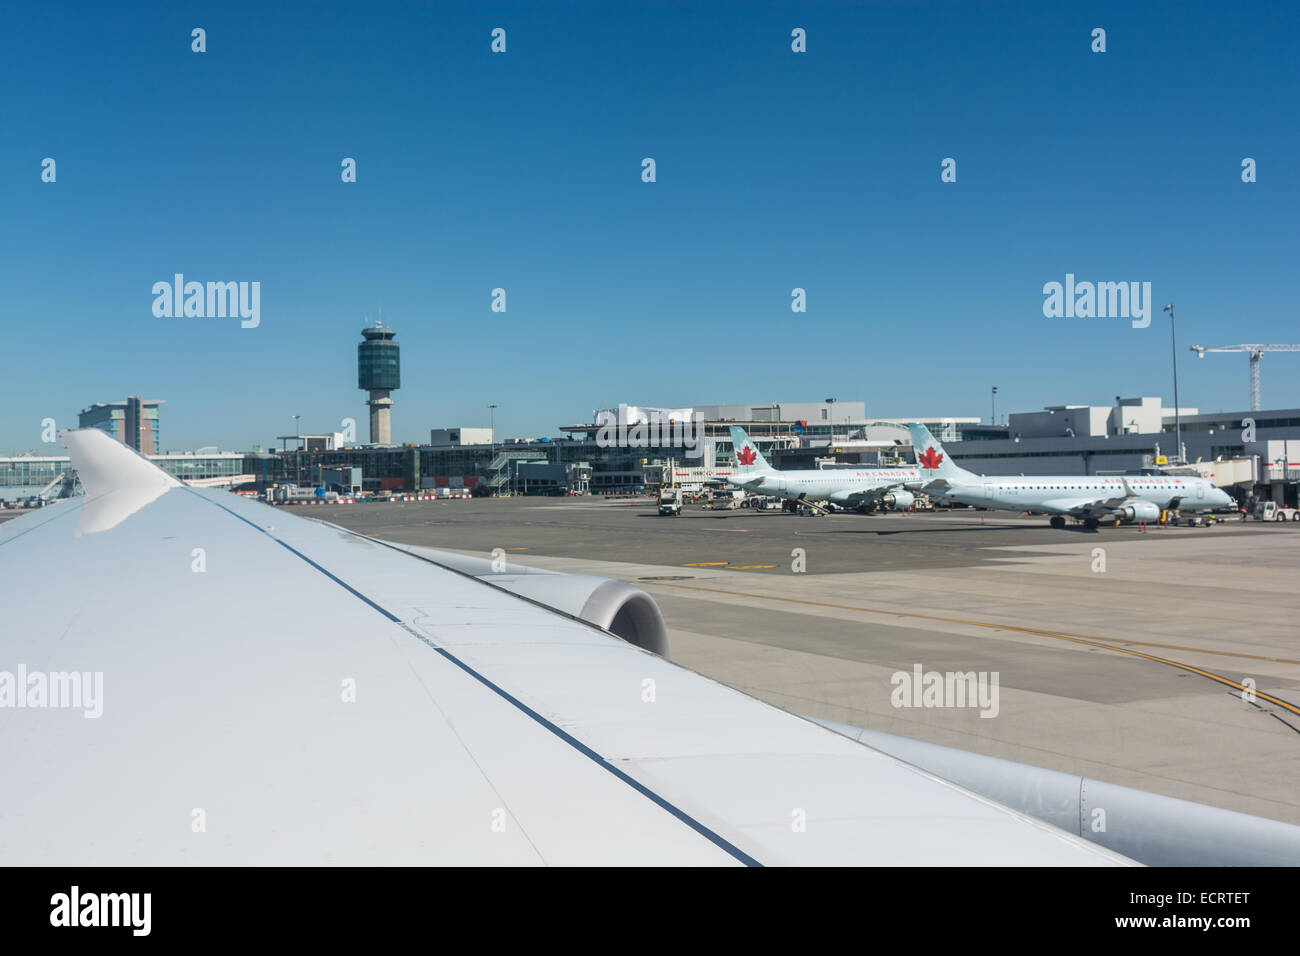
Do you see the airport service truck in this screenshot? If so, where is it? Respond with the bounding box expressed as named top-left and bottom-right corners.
top-left (658, 488), bottom-right (683, 516)
top-left (1254, 501), bottom-right (1300, 522)
top-left (271, 484), bottom-right (338, 504)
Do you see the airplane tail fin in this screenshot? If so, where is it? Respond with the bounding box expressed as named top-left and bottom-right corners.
top-left (728, 426), bottom-right (774, 475)
top-left (908, 423), bottom-right (973, 483)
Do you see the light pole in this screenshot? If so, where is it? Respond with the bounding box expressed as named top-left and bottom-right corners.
top-left (825, 397), bottom-right (837, 447)
top-left (1164, 304), bottom-right (1181, 463)
top-left (488, 404), bottom-right (498, 494)
top-left (292, 415), bottom-right (301, 486)
top-left (991, 387), bottom-right (998, 426)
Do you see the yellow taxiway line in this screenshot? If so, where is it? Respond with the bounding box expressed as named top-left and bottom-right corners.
top-left (640, 580), bottom-right (1300, 717)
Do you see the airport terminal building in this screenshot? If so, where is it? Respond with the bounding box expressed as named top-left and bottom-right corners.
top-left (0, 450), bottom-right (247, 503)
top-left (5, 396), bottom-right (1298, 507)
top-left (236, 397), bottom-right (1299, 505)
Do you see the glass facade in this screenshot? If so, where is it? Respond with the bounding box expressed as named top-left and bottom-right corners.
top-left (949, 447), bottom-right (1150, 460)
top-left (0, 458), bottom-right (67, 489)
top-left (1177, 416), bottom-right (1300, 432)
top-left (78, 400), bottom-right (162, 453)
top-left (153, 455), bottom-right (244, 481)
top-left (0, 454), bottom-right (243, 491)
top-left (358, 328), bottom-right (400, 390)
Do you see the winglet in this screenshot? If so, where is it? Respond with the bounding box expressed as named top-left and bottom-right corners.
top-left (62, 428), bottom-right (180, 496)
top-left (61, 428), bottom-right (180, 535)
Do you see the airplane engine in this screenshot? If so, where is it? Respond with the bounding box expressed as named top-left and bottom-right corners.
top-left (360, 538), bottom-right (671, 658)
top-left (495, 574), bottom-right (670, 658)
top-left (1114, 500), bottom-right (1161, 523)
top-left (881, 491), bottom-right (915, 510)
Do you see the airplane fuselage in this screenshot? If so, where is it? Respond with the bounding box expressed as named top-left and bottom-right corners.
top-left (937, 474), bottom-right (1232, 519)
top-left (728, 467), bottom-right (920, 505)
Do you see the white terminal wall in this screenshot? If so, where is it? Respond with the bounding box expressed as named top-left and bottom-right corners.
top-left (429, 427), bottom-right (494, 447)
top-left (1010, 398), bottom-right (1199, 439)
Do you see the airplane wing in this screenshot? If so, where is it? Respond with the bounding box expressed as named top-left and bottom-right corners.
top-left (828, 474), bottom-right (919, 505)
top-left (1034, 494), bottom-right (1144, 518)
top-left (1033, 497), bottom-right (1114, 516)
top-left (916, 484), bottom-right (1121, 516)
top-left (833, 487), bottom-right (898, 506)
top-left (1033, 478), bottom-right (1148, 519)
top-left (0, 429), bottom-right (1131, 866)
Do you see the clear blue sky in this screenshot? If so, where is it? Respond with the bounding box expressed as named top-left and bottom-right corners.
top-left (3, 0), bottom-right (1297, 453)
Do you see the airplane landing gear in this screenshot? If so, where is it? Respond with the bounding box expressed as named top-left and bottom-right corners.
top-left (1083, 517), bottom-right (1100, 530)
top-left (1049, 516), bottom-right (1066, 529)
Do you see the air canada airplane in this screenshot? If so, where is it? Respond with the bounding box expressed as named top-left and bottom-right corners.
top-left (0, 427), bottom-right (1139, 865)
top-left (907, 423), bottom-right (1234, 529)
top-left (725, 426), bottom-right (919, 512)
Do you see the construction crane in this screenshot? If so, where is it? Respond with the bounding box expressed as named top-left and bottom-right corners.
top-left (1188, 344), bottom-right (1300, 411)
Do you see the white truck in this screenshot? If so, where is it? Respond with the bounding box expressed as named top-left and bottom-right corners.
top-left (658, 488), bottom-right (683, 516)
top-left (271, 483), bottom-right (339, 504)
top-left (1254, 501), bottom-right (1300, 522)
top-left (710, 489), bottom-right (744, 510)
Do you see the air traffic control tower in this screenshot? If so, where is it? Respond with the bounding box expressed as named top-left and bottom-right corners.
top-left (358, 321), bottom-right (400, 444)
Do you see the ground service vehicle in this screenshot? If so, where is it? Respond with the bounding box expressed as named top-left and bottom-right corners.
top-left (710, 490), bottom-right (744, 510)
top-left (1255, 501), bottom-right (1300, 521)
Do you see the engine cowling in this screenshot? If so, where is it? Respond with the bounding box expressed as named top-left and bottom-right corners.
top-left (1113, 500), bottom-right (1161, 523)
top-left (494, 574), bottom-right (670, 658)
top-left (881, 491), bottom-right (915, 510)
top-left (363, 540), bottom-right (671, 658)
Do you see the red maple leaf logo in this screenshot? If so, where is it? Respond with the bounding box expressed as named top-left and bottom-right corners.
top-left (737, 445), bottom-right (757, 466)
top-left (918, 447), bottom-right (944, 470)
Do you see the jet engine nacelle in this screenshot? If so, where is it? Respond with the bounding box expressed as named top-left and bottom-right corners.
top-left (354, 539), bottom-right (671, 658)
top-left (491, 573), bottom-right (670, 658)
top-left (882, 491), bottom-right (915, 510)
top-left (1114, 500), bottom-right (1161, 523)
